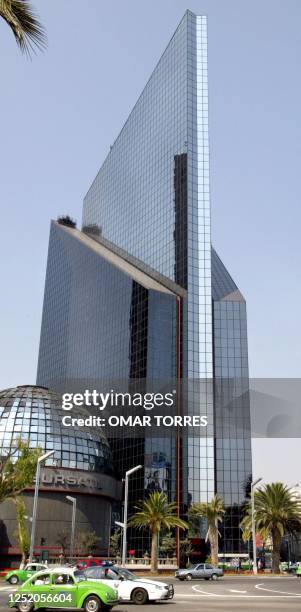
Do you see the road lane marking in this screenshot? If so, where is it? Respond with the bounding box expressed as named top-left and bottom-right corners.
top-left (229, 589), bottom-right (248, 593)
top-left (192, 585), bottom-right (218, 596)
top-left (176, 594), bottom-right (301, 598)
top-left (255, 583), bottom-right (301, 597)
top-left (181, 584), bottom-right (301, 599)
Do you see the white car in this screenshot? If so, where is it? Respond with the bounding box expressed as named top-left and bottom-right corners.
top-left (82, 566), bottom-right (174, 605)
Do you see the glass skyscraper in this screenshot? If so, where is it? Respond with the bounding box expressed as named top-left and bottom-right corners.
top-left (37, 10), bottom-right (251, 555)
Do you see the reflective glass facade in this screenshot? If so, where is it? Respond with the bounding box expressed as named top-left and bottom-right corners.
top-left (83, 9), bottom-right (214, 501)
top-left (37, 221), bottom-right (181, 553)
top-left (212, 249), bottom-right (252, 551)
top-left (0, 386), bottom-right (121, 557)
top-left (37, 10), bottom-right (252, 554)
top-left (37, 222), bottom-right (179, 388)
top-left (0, 385), bottom-right (113, 473)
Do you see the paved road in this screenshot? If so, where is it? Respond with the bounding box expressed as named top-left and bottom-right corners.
top-left (0, 576), bottom-right (300, 611)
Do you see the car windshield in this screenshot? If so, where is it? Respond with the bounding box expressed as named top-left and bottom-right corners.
top-left (74, 570), bottom-right (86, 583)
top-left (116, 568), bottom-right (138, 581)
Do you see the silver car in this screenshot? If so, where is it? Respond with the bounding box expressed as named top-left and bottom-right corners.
top-left (175, 563), bottom-right (223, 581)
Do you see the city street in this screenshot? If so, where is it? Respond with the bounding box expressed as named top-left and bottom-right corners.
top-left (0, 577), bottom-right (301, 612)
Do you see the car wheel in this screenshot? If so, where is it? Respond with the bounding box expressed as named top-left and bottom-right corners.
top-left (186, 574), bottom-right (193, 581)
top-left (83, 595), bottom-right (101, 612)
top-left (17, 601), bottom-right (34, 612)
top-left (9, 575), bottom-right (19, 585)
top-left (211, 574), bottom-right (218, 581)
top-left (131, 588), bottom-right (148, 605)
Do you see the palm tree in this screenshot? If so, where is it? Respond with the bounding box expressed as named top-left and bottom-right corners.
top-left (0, 1), bottom-right (46, 55)
top-left (241, 482), bottom-right (301, 574)
top-left (188, 494), bottom-right (225, 565)
top-left (129, 491), bottom-right (188, 572)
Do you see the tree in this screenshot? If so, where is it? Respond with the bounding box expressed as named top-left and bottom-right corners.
top-left (180, 537), bottom-right (194, 566)
top-left (0, 439), bottom-right (41, 504)
top-left (160, 532), bottom-right (176, 558)
top-left (56, 529), bottom-right (69, 558)
top-left (76, 529), bottom-right (99, 555)
top-left (160, 532), bottom-right (194, 566)
top-left (109, 529), bottom-right (121, 560)
top-left (0, 0), bottom-right (46, 55)
top-left (129, 491), bottom-right (188, 572)
top-left (241, 482), bottom-right (301, 574)
top-left (13, 497), bottom-right (30, 565)
top-left (188, 494), bottom-right (225, 565)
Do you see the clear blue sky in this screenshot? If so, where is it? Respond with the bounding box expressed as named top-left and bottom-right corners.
top-left (0, 0), bottom-right (300, 482)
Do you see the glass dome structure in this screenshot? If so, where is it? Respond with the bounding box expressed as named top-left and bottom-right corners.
top-left (0, 385), bottom-right (114, 474)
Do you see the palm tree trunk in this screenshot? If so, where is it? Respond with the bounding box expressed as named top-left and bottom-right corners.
top-left (209, 527), bottom-right (218, 565)
top-left (151, 530), bottom-right (158, 573)
top-left (271, 529), bottom-right (281, 574)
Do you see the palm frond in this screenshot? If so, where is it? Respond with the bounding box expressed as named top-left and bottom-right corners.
top-left (128, 491), bottom-right (188, 533)
top-left (188, 494), bottom-right (225, 526)
top-left (0, 0), bottom-right (46, 55)
top-left (240, 482), bottom-right (301, 543)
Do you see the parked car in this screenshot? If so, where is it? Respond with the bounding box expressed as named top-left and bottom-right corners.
top-left (287, 562), bottom-right (299, 574)
top-left (175, 563), bottom-right (223, 581)
top-left (82, 565), bottom-right (174, 604)
top-left (6, 564), bottom-right (49, 585)
top-left (280, 561), bottom-right (301, 574)
top-left (76, 559), bottom-right (102, 570)
top-left (8, 567), bottom-right (118, 612)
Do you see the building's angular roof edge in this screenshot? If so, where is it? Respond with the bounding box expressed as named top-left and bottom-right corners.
top-left (211, 246), bottom-right (246, 302)
top-left (83, 10), bottom-right (205, 205)
top-left (53, 221), bottom-right (186, 297)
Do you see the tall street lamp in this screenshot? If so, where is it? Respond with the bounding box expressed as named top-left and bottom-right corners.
top-left (251, 477), bottom-right (262, 575)
top-left (121, 465), bottom-right (142, 567)
top-left (66, 495), bottom-right (77, 560)
top-left (29, 450), bottom-right (55, 562)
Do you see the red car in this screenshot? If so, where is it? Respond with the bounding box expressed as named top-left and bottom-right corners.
top-left (76, 559), bottom-right (102, 570)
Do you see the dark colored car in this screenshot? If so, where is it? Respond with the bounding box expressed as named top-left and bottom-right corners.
top-left (175, 563), bottom-right (223, 581)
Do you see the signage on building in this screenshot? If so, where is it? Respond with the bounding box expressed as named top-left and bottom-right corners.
top-left (33, 468), bottom-right (103, 493)
top-left (40, 470), bottom-right (102, 489)
top-left (29, 467), bottom-right (122, 500)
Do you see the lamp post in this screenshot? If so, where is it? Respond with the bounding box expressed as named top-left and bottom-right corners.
top-left (115, 521), bottom-right (124, 562)
top-left (121, 465), bottom-right (142, 567)
top-left (29, 450), bottom-right (55, 562)
top-left (66, 496), bottom-right (77, 561)
top-left (251, 477), bottom-right (262, 575)
top-left (240, 526), bottom-right (251, 569)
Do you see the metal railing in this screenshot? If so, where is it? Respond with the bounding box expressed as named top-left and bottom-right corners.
top-left (123, 557), bottom-right (177, 568)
